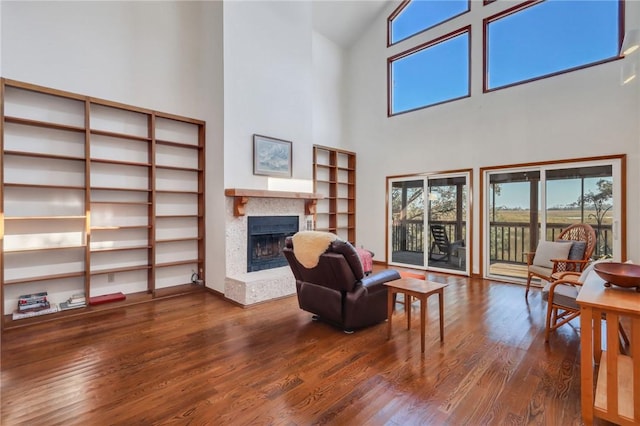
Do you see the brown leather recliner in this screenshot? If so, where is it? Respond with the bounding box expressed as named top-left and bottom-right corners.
top-left (283, 236), bottom-right (401, 333)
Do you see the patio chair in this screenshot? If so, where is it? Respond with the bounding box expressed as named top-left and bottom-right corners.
top-left (525, 223), bottom-right (596, 298)
top-left (429, 224), bottom-right (464, 264)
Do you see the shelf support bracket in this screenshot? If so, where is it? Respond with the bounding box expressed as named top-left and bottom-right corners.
top-left (305, 199), bottom-right (317, 215)
top-left (232, 196), bottom-right (249, 217)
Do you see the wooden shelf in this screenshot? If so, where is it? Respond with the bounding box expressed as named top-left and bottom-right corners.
top-left (224, 188), bottom-right (324, 217)
top-left (90, 245), bottom-right (151, 253)
top-left (156, 189), bottom-right (200, 195)
top-left (157, 237), bottom-right (201, 243)
top-left (4, 115), bottom-right (85, 133)
top-left (156, 139), bottom-right (202, 149)
top-left (315, 164), bottom-right (333, 170)
top-left (90, 128), bottom-right (151, 143)
top-left (4, 271), bottom-right (86, 285)
top-left (4, 182), bottom-right (84, 190)
top-left (4, 150), bottom-right (84, 162)
top-left (91, 201), bottom-right (151, 206)
top-left (313, 146), bottom-right (356, 244)
top-left (156, 214), bottom-right (200, 219)
top-left (224, 188), bottom-right (323, 199)
top-left (5, 215), bottom-right (85, 221)
top-left (91, 186), bottom-right (151, 192)
top-left (90, 158), bottom-right (152, 167)
top-left (1, 78), bottom-right (206, 330)
top-left (156, 164), bottom-right (201, 172)
top-left (91, 225), bottom-right (152, 231)
top-left (594, 351), bottom-right (634, 421)
top-left (156, 259), bottom-right (201, 268)
top-left (90, 265), bottom-right (152, 275)
top-left (5, 245), bottom-right (85, 254)
top-left (152, 283), bottom-right (204, 298)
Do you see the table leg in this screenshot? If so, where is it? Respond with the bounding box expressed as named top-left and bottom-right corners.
top-left (580, 306), bottom-right (594, 425)
top-left (387, 289), bottom-right (393, 340)
top-left (593, 308), bottom-right (602, 364)
top-left (438, 290), bottom-right (444, 342)
top-left (420, 295), bottom-right (426, 353)
top-left (407, 292), bottom-right (411, 330)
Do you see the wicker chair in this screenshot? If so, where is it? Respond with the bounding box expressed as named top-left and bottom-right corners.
top-left (525, 223), bottom-right (596, 298)
top-left (543, 260), bottom-right (629, 345)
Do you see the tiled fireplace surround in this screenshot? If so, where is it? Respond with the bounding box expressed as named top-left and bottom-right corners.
top-left (224, 191), bottom-right (319, 305)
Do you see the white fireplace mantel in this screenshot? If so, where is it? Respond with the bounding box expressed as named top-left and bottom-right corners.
top-left (224, 188), bottom-right (324, 217)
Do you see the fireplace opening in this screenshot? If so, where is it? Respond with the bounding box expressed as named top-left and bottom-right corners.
top-left (247, 216), bottom-right (299, 272)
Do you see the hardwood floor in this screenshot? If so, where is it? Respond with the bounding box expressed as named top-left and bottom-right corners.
top-left (1, 272), bottom-right (602, 425)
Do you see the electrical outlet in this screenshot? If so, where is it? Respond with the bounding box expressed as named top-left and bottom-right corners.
top-left (107, 273), bottom-right (115, 283)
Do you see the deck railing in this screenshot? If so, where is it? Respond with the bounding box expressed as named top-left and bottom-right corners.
top-left (392, 220), bottom-right (462, 255)
top-left (392, 221), bottom-right (612, 263)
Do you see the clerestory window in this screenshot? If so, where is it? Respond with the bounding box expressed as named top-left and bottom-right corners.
top-left (485, 0), bottom-right (622, 91)
top-left (388, 0), bottom-right (470, 46)
top-left (389, 27), bottom-right (470, 115)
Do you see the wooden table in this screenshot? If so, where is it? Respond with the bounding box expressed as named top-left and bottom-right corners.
top-left (385, 277), bottom-right (447, 353)
top-left (577, 277), bottom-right (640, 425)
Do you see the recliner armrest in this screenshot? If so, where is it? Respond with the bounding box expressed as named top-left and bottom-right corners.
top-left (361, 269), bottom-right (401, 289)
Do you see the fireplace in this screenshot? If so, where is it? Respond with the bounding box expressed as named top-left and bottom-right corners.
top-left (225, 190), bottom-right (322, 306)
top-left (247, 216), bottom-right (299, 272)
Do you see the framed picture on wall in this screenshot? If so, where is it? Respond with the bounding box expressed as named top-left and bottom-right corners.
top-left (253, 134), bottom-right (292, 178)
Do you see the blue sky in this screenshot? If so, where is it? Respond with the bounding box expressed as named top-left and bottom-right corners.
top-left (391, 0), bottom-right (620, 113)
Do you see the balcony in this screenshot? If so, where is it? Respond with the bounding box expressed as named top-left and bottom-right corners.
top-left (392, 220), bottom-right (612, 278)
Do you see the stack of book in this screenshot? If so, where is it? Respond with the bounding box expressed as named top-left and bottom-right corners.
top-left (59, 293), bottom-right (87, 311)
top-left (13, 292), bottom-right (59, 320)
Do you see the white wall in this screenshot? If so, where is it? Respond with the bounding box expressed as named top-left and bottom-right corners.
top-left (222, 1), bottom-right (314, 189)
top-left (0, 3), bottom-right (3, 76)
top-left (346, 1), bottom-right (640, 273)
top-left (312, 31), bottom-right (345, 148)
top-left (1, 1), bottom-right (226, 291)
top-left (1, 0), bottom-right (348, 296)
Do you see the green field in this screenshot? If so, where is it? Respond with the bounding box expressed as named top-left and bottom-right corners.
top-left (490, 208), bottom-right (613, 226)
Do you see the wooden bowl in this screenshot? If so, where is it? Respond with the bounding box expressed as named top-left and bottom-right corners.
top-left (593, 262), bottom-right (640, 292)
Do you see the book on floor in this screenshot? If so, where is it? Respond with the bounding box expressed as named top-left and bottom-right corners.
top-left (12, 304), bottom-right (58, 320)
top-left (59, 301), bottom-right (86, 311)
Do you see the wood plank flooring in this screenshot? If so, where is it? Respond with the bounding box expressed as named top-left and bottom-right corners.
top-left (0, 272), bottom-right (607, 425)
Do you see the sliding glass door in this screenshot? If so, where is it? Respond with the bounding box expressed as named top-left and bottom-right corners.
top-left (427, 175), bottom-right (468, 271)
top-left (388, 171), bottom-right (471, 275)
top-left (390, 179), bottom-right (425, 267)
top-left (484, 158), bottom-right (623, 282)
top-left (487, 169), bottom-right (540, 280)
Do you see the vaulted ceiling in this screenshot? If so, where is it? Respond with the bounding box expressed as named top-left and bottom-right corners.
top-left (311, 0), bottom-right (396, 48)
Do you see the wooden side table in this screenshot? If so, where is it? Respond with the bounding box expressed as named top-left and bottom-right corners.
top-left (385, 277), bottom-right (447, 353)
top-left (577, 277), bottom-right (640, 425)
